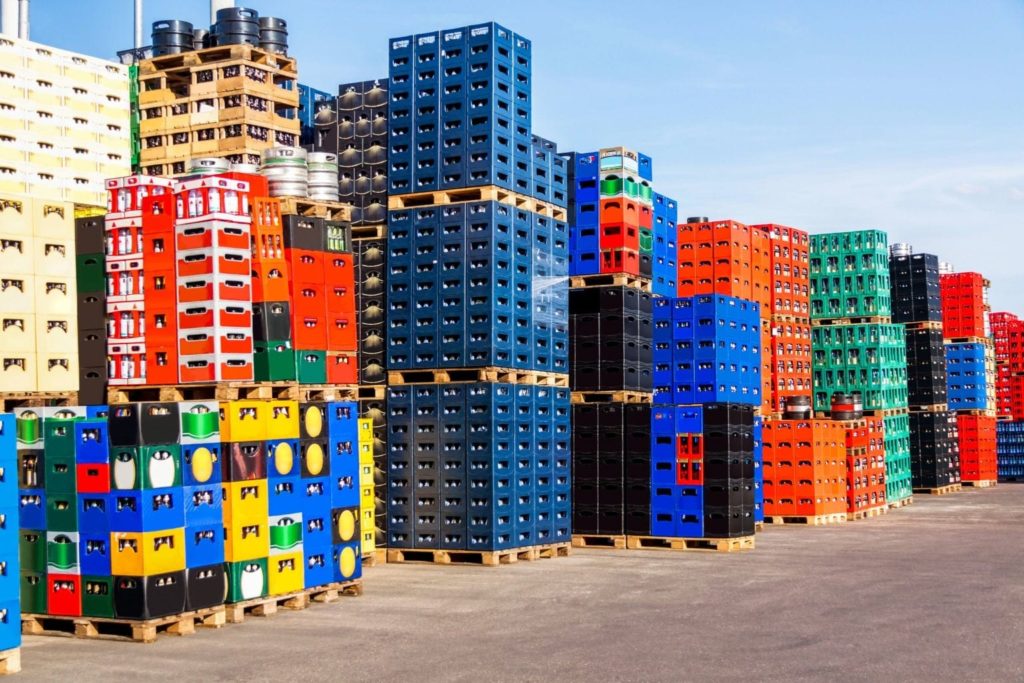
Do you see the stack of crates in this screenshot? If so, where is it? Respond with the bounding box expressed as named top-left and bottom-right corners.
top-left (280, 211), bottom-right (357, 385)
top-left (14, 399), bottom-right (362, 621)
top-left (0, 197), bottom-right (81, 393)
top-left (385, 23), bottom-right (571, 557)
top-left (335, 79), bottom-right (389, 227)
top-left (940, 270), bottom-right (996, 486)
top-left (172, 177), bottom-right (256, 384)
top-left (811, 230), bottom-right (912, 504)
top-left (761, 417), bottom-right (847, 521)
top-left (565, 147), bottom-right (655, 280)
top-left (0, 415), bottom-right (19, 661)
top-left (841, 416), bottom-right (887, 517)
top-left (758, 224), bottom-right (812, 416)
top-left (75, 212), bottom-right (108, 404)
top-left (104, 177), bottom-right (175, 386)
top-left (646, 295), bottom-right (761, 539)
top-left (569, 286), bottom-right (653, 540)
top-left (889, 249), bottom-right (962, 490)
top-left (989, 311), bottom-right (1021, 419)
top-left (996, 421), bottom-right (1024, 480)
top-left (652, 194), bottom-right (678, 297)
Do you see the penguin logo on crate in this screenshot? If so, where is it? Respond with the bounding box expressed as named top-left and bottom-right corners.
top-left (240, 563), bottom-right (265, 600)
top-left (148, 449), bottom-right (177, 488)
top-left (112, 450), bottom-right (137, 490)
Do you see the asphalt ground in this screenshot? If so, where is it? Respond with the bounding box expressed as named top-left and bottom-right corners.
top-left (17, 483), bottom-right (1024, 682)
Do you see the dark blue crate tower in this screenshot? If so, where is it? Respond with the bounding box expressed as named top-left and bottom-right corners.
top-left (386, 383), bottom-right (570, 550)
top-left (386, 23), bottom-right (570, 555)
top-left (387, 200), bottom-right (567, 372)
top-left (997, 420), bottom-right (1024, 480)
top-left (0, 415), bottom-right (19, 651)
top-left (652, 295), bottom-right (763, 407)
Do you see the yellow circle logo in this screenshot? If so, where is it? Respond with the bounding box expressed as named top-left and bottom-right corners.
top-left (274, 442), bottom-right (294, 476)
top-left (305, 442), bottom-right (325, 476)
top-left (336, 509), bottom-right (356, 542)
top-left (190, 447), bottom-right (214, 484)
top-left (338, 546), bottom-right (357, 578)
top-left (303, 406), bottom-right (323, 438)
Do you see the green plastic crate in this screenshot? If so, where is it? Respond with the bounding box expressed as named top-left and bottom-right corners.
top-left (20, 572), bottom-right (47, 614)
top-left (76, 253), bottom-right (106, 294)
top-left (811, 323), bottom-right (909, 411)
top-left (810, 229), bottom-right (892, 320)
top-left (254, 342), bottom-right (298, 382)
top-left (82, 576), bottom-right (116, 618)
top-left (883, 413), bottom-right (913, 503)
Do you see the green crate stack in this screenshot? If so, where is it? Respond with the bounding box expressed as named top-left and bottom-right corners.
top-left (810, 229), bottom-right (891, 320)
top-left (811, 323), bottom-right (908, 412)
top-left (129, 63), bottom-right (140, 172)
top-left (883, 413), bottom-right (913, 502)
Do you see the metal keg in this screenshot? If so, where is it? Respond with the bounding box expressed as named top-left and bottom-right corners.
top-left (307, 152), bottom-right (339, 201)
top-left (230, 163), bottom-right (260, 174)
top-left (261, 146), bottom-right (308, 198)
top-left (188, 157), bottom-right (231, 175)
top-left (213, 7), bottom-right (260, 47)
top-left (890, 242), bottom-right (912, 258)
top-left (938, 261), bottom-right (955, 274)
top-left (151, 20), bottom-right (194, 56)
top-left (830, 392), bottom-right (861, 421)
top-left (192, 28), bottom-right (209, 50)
top-left (782, 395), bottom-right (811, 420)
top-left (258, 16), bottom-right (288, 54)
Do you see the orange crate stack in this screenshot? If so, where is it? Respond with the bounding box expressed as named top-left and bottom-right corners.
top-left (844, 416), bottom-right (887, 515)
top-left (762, 418), bottom-right (847, 519)
top-left (958, 414), bottom-right (997, 482)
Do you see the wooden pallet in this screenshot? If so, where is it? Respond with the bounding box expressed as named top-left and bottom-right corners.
top-left (352, 223), bottom-right (386, 239)
top-left (624, 535), bottom-right (754, 552)
top-left (142, 43), bottom-right (298, 75)
top-left (362, 548), bottom-right (388, 567)
top-left (571, 534), bottom-right (627, 549)
top-left (570, 391), bottom-right (651, 405)
top-left (913, 483), bottom-right (962, 496)
top-left (224, 580), bottom-right (363, 624)
top-left (905, 320), bottom-right (943, 331)
top-left (962, 479), bottom-right (998, 488)
top-left (754, 521), bottom-right (765, 532)
top-left (278, 196), bottom-right (350, 221)
top-left (0, 649), bottom-right (19, 675)
top-left (813, 316), bottom-right (892, 326)
top-left (946, 336), bottom-right (992, 346)
top-left (888, 496), bottom-right (914, 509)
top-left (22, 607), bottom-right (225, 643)
top-left (108, 382), bottom-right (358, 403)
top-left (386, 542), bottom-right (570, 567)
top-left (388, 185), bottom-right (567, 220)
top-left (909, 404), bottom-right (949, 413)
top-left (765, 512), bottom-right (847, 526)
top-left (357, 384), bottom-right (387, 401)
top-left (955, 408), bottom-right (998, 417)
top-left (846, 505), bottom-right (889, 521)
top-left (569, 273), bottom-right (652, 292)
top-left (0, 392), bottom-right (78, 413)
top-left (769, 314), bottom-right (810, 324)
top-left (388, 367), bottom-right (568, 387)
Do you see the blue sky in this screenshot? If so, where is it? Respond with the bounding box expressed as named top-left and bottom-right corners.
top-left (29, 0), bottom-right (1024, 310)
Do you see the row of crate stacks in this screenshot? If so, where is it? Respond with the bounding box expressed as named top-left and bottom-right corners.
top-left (12, 400), bottom-right (370, 621)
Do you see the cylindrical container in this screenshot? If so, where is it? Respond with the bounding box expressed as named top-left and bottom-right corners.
top-left (851, 392), bottom-right (864, 415)
top-left (230, 162), bottom-right (261, 174)
top-left (192, 28), bottom-right (209, 50)
top-left (939, 262), bottom-right (955, 274)
top-left (687, 216), bottom-right (709, 224)
top-left (781, 395), bottom-right (811, 420)
top-left (259, 16), bottom-right (288, 54)
top-left (213, 8), bottom-right (260, 47)
top-left (261, 146), bottom-right (308, 198)
top-left (890, 243), bottom-right (912, 257)
top-left (151, 19), bottom-right (194, 56)
top-left (188, 157), bottom-right (231, 176)
top-left (307, 152), bottom-right (339, 201)
top-left (830, 392), bottom-right (861, 420)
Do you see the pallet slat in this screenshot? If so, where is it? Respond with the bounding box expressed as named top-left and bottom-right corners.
top-left (765, 513), bottom-right (848, 526)
top-left (225, 581), bottom-right (363, 624)
top-left (913, 483), bottom-right (963, 496)
top-left (624, 535), bottom-right (754, 552)
top-left (386, 543), bottom-right (570, 566)
top-left (21, 607), bottom-right (225, 643)
top-left (571, 534), bottom-right (627, 549)
top-left (846, 505), bottom-right (889, 521)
